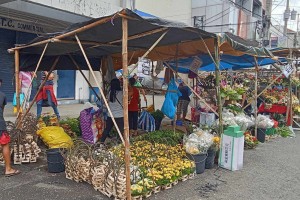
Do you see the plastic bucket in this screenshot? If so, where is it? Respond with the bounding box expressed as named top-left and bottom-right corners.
top-left (187, 153), bottom-right (207, 174)
top-left (46, 148), bottom-right (65, 173)
top-left (257, 128), bottom-right (266, 143)
top-left (205, 149), bottom-right (216, 169)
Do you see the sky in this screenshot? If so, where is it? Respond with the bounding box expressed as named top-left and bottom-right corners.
top-left (272, 0), bottom-right (300, 31)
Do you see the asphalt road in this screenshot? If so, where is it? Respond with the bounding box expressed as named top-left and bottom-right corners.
top-left (1, 133), bottom-right (299, 200)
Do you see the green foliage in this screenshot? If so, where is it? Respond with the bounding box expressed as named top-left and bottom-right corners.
top-left (275, 126), bottom-right (292, 138)
top-left (60, 118), bottom-right (81, 136)
top-left (134, 130), bottom-right (184, 146)
top-left (150, 110), bottom-right (164, 121)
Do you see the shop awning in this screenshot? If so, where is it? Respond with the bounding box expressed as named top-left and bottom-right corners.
top-left (270, 47), bottom-right (300, 58)
top-left (9, 8), bottom-right (217, 71)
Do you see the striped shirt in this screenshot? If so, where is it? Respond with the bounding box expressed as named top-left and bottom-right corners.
top-left (19, 71), bottom-right (32, 88)
top-left (41, 71), bottom-right (54, 86)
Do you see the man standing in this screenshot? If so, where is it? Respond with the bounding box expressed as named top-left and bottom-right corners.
top-left (176, 82), bottom-right (191, 121)
top-left (36, 71), bottom-right (60, 119)
top-left (0, 79), bottom-right (20, 176)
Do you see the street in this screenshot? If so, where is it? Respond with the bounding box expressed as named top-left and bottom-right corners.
top-left (1, 131), bottom-right (299, 200)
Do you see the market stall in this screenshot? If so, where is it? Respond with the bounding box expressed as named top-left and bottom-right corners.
top-left (8, 9), bottom-right (222, 200)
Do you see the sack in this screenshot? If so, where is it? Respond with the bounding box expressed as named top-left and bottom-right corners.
top-left (36, 126), bottom-right (73, 149)
top-left (138, 111), bottom-right (155, 132)
top-left (12, 93), bottom-right (25, 106)
top-left (80, 107), bottom-right (103, 144)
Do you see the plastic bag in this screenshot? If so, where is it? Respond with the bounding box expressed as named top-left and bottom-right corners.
top-left (138, 111), bottom-right (155, 132)
top-left (36, 126), bottom-right (73, 148)
top-left (161, 78), bottom-right (181, 119)
top-left (256, 114), bottom-right (274, 129)
top-left (185, 130), bottom-right (213, 155)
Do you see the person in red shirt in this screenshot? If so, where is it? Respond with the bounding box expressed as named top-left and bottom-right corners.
top-left (128, 77), bottom-right (140, 136)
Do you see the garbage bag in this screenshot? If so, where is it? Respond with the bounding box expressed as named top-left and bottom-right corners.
top-left (36, 126), bottom-right (73, 149)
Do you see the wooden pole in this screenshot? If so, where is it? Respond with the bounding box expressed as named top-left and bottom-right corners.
top-left (69, 55), bottom-right (101, 101)
top-left (16, 57), bottom-right (59, 129)
top-left (19, 42), bottom-right (49, 115)
top-left (122, 17), bottom-right (132, 200)
top-left (242, 73), bottom-right (283, 110)
top-left (75, 34), bottom-right (125, 145)
top-left (15, 49), bottom-right (20, 113)
top-left (128, 30), bottom-right (169, 75)
top-left (152, 61), bottom-right (155, 110)
top-left (254, 57), bottom-right (259, 138)
top-left (214, 37), bottom-right (223, 135)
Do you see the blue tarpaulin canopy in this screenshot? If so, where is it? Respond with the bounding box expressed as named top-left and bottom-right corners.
top-left (168, 54), bottom-right (286, 73)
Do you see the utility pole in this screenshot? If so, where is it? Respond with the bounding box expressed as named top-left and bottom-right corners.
top-left (283, 0), bottom-right (290, 47)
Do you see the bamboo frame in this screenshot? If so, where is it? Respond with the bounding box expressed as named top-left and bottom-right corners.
top-left (75, 34), bottom-right (125, 145)
top-left (254, 57), bottom-right (259, 138)
top-left (16, 57), bottom-right (60, 129)
top-left (128, 30), bottom-right (169, 75)
top-left (9, 15), bottom-right (115, 52)
top-left (15, 49), bottom-right (20, 113)
top-left (214, 36), bottom-right (223, 134)
top-left (19, 42), bottom-right (49, 117)
top-left (122, 17), bottom-right (131, 200)
top-left (242, 73), bottom-right (283, 110)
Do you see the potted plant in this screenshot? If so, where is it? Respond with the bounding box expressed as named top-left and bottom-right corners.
top-left (150, 110), bottom-right (164, 130)
top-left (205, 136), bottom-right (220, 169)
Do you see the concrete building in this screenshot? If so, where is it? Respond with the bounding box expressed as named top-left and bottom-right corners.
top-left (0, 0), bottom-right (91, 103)
top-left (192, 0), bottom-right (266, 42)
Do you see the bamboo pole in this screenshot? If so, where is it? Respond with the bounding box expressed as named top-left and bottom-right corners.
top-left (152, 61), bottom-right (155, 110)
top-left (214, 37), bottom-right (223, 135)
top-left (69, 55), bottom-right (102, 101)
top-left (254, 57), bottom-right (259, 138)
top-left (164, 62), bottom-right (219, 116)
top-left (16, 57), bottom-right (60, 129)
top-left (128, 30), bottom-right (169, 75)
top-left (75, 34), bottom-right (125, 145)
top-left (9, 15), bottom-right (115, 52)
top-left (19, 42), bottom-right (49, 116)
top-left (242, 73), bottom-right (283, 110)
top-left (122, 17), bottom-right (132, 200)
top-left (15, 49), bottom-right (20, 113)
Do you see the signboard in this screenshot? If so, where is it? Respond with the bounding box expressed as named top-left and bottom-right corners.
top-left (137, 58), bottom-right (151, 77)
top-left (189, 57), bottom-right (202, 73)
top-left (282, 64), bottom-right (294, 78)
top-left (0, 16), bottom-right (46, 34)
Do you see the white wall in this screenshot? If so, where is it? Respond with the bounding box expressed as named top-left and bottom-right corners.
top-left (192, 0), bottom-right (235, 33)
top-left (75, 71), bottom-right (90, 102)
top-left (28, 0), bottom-right (122, 17)
top-left (135, 0), bottom-right (192, 26)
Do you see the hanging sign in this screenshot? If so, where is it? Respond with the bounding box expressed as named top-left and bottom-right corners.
top-left (282, 64), bottom-right (294, 78)
top-left (189, 57), bottom-right (202, 73)
top-left (137, 57), bottom-right (151, 77)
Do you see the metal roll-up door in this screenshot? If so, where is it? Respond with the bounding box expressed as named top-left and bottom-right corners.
top-left (0, 28), bottom-right (16, 102)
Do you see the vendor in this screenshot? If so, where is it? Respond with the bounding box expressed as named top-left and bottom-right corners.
top-left (36, 71), bottom-right (60, 120)
top-left (101, 78), bottom-right (126, 142)
top-left (128, 77), bottom-right (140, 136)
top-left (177, 81), bottom-right (192, 121)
